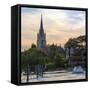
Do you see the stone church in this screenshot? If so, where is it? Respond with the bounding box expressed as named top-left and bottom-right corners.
top-left (37, 15), bottom-right (46, 49)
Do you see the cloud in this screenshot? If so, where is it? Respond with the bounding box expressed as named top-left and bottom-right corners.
top-left (21, 7), bottom-right (85, 51)
top-left (64, 10), bottom-right (85, 22)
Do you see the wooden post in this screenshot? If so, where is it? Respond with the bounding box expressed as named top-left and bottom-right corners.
top-left (26, 64), bottom-right (29, 82)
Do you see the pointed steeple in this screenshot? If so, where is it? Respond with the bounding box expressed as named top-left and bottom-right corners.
top-left (37, 14), bottom-right (46, 49)
top-left (39, 14), bottom-right (44, 34)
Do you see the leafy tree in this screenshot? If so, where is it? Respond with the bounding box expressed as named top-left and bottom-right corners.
top-left (31, 43), bottom-right (36, 48)
top-left (64, 35), bottom-right (85, 49)
top-left (21, 48), bottom-right (47, 70)
top-left (54, 53), bottom-right (66, 68)
top-left (48, 44), bottom-right (57, 59)
top-left (64, 38), bottom-right (78, 48)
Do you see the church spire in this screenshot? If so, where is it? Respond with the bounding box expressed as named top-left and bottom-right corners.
top-left (37, 14), bottom-right (46, 49)
top-left (39, 14), bottom-right (44, 34)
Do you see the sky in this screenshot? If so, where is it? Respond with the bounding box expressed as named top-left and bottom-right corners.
top-left (21, 7), bottom-right (86, 51)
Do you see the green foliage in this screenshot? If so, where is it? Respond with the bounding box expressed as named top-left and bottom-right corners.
top-left (64, 35), bottom-right (85, 48)
top-left (21, 35), bottom-right (86, 71)
top-left (21, 48), bottom-right (47, 69)
top-left (64, 38), bottom-right (78, 48)
top-left (46, 63), bottom-right (56, 71)
top-left (31, 43), bottom-right (36, 48)
top-left (48, 44), bottom-right (58, 59)
top-left (54, 53), bottom-right (66, 68)
top-left (21, 47), bottom-right (67, 70)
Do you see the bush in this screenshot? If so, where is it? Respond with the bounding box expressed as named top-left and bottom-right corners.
top-left (46, 63), bottom-right (56, 71)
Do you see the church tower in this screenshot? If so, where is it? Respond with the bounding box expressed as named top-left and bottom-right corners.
top-left (37, 15), bottom-right (46, 49)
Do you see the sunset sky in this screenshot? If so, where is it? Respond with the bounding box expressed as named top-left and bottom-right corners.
top-left (21, 7), bottom-right (85, 51)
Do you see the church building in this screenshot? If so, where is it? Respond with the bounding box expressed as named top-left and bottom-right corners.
top-left (37, 15), bottom-right (46, 49)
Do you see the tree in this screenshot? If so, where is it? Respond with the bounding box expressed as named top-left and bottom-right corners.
top-left (64, 38), bottom-right (78, 48)
top-left (64, 35), bottom-right (86, 68)
top-left (64, 35), bottom-right (86, 49)
top-left (48, 44), bottom-right (57, 59)
top-left (31, 43), bottom-right (36, 48)
top-left (54, 53), bottom-right (66, 68)
top-left (21, 48), bottom-right (47, 70)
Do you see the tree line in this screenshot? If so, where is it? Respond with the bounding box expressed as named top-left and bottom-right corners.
top-left (21, 35), bottom-right (86, 71)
